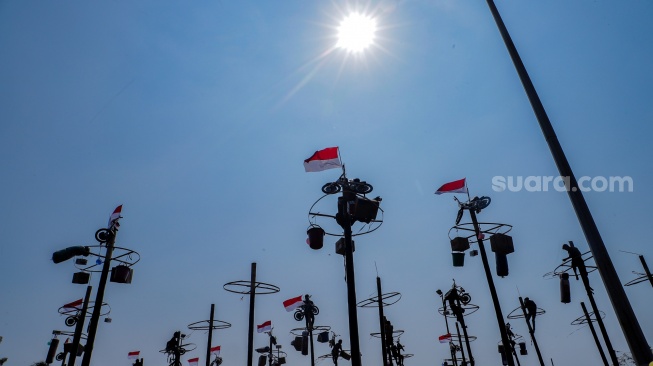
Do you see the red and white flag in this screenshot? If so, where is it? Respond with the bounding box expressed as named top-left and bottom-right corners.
top-left (188, 357), bottom-right (199, 366)
top-left (63, 299), bottom-right (83, 310)
top-left (283, 295), bottom-right (304, 312)
top-left (439, 333), bottom-right (452, 343)
top-left (210, 345), bottom-right (221, 356)
top-left (435, 178), bottom-right (468, 195)
top-left (304, 147), bottom-right (341, 172)
top-left (257, 320), bottom-right (272, 333)
top-left (108, 205), bottom-right (123, 228)
top-left (128, 351), bottom-right (140, 360)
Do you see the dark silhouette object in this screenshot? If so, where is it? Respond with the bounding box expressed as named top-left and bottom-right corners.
top-left (391, 341), bottom-right (405, 366)
top-left (133, 358), bottom-right (143, 366)
top-left (331, 339), bottom-right (342, 365)
top-left (303, 295), bottom-right (316, 330)
top-left (523, 298), bottom-right (537, 331)
top-left (562, 243), bottom-right (594, 294)
top-left (559, 273), bottom-right (571, 303)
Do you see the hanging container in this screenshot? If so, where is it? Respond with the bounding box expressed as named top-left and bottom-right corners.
top-left (306, 225), bottom-right (325, 250)
top-left (490, 233), bottom-right (514, 255)
top-left (452, 252), bottom-right (465, 267)
top-left (450, 237), bottom-right (470, 252)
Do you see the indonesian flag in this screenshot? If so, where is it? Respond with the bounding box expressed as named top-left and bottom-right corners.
top-left (188, 357), bottom-right (199, 366)
top-left (304, 147), bottom-right (341, 172)
top-left (128, 351), bottom-right (140, 360)
top-left (439, 333), bottom-right (452, 343)
top-left (283, 295), bottom-right (304, 312)
top-left (435, 178), bottom-right (468, 195)
top-left (63, 299), bottom-right (83, 310)
top-left (108, 205), bottom-right (123, 228)
top-left (210, 345), bottom-right (221, 356)
top-left (257, 320), bottom-right (272, 333)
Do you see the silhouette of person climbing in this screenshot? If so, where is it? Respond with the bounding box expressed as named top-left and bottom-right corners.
top-left (331, 339), bottom-right (342, 365)
top-left (392, 340), bottom-right (405, 366)
top-left (303, 294), bottom-right (315, 330)
top-left (523, 297), bottom-right (537, 331)
top-left (562, 243), bottom-right (594, 293)
top-left (444, 287), bottom-right (465, 326)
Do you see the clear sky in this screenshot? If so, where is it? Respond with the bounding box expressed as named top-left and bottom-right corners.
top-left (1, 1), bottom-right (652, 366)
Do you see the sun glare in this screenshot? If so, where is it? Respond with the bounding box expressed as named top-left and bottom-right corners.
top-left (336, 13), bottom-right (377, 53)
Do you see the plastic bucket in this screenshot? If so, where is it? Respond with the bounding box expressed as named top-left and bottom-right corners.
top-left (307, 226), bottom-right (325, 250)
top-left (452, 252), bottom-right (465, 267)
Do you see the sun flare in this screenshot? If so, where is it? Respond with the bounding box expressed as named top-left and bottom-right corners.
top-left (336, 13), bottom-right (377, 53)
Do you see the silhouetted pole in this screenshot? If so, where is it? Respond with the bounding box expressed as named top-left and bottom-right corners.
top-left (582, 277), bottom-right (618, 366)
top-left (581, 302), bottom-right (609, 366)
top-left (455, 322), bottom-right (467, 366)
top-left (68, 285), bottom-right (92, 366)
top-left (247, 263), bottom-right (257, 366)
top-left (337, 192), bottom-right (362, 366)
top-left (206, 304), bottom-right (215, 366)
top-left (518, 297), bottom-right (544, 366)
top-left (376, 277), bottom-right (388, 366)
top-left (469, 209), bottom-right (514, 366)
top-left (81, 229), bottom-right (116, 366)
top-left (638, 255), bottom-right (653, 288)
top-left (483, 1), bottom-right (651, 364)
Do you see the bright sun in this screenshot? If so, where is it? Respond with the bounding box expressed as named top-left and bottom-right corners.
top-left (336, 13), bottom-right (377, 53)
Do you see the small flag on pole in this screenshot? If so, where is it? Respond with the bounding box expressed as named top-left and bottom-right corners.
top-left (435, 178), bottom-right (468, 195)
top-left (304, 147), bottom-right (341, 172)
top-left (108, 205), bottom-right (123, 228)
top-left (210, 345), bottom-right (221, 356)
top-left (283, 295), bottom-right (304, 312)
top-left (128, 351), bottom-right (140, 360)
top-left (439, 333), bottom-right (452, 343)
top-left (188, 357), bottom-right (199, 366)
top-left (257, 320), bottom-right (272, 333)
top-left (63, 299), bottom-right (83, 310)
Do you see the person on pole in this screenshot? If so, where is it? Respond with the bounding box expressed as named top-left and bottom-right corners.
top-left (303, 294), bottom-right (315, 330)
top-left (562, 243), bottom-right (594, 293)
top-left (331, 339), bottom-right (342, 366)
top-left (523, 297), bottom-right (537, 331)
top-left (393, 340), bottom-right (405, 366)
top-left (444, 286), bottom-right (465, 326)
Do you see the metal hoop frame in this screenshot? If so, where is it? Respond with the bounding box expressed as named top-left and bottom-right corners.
top-left (188, 319), bottom-right (232, 331)
top-left (507, 306), bottom-right (546, 319)
top-left (624, 273), bottom-right (652, 287)
top-left (223, 281), bottom-right (280, 295)
top-left (53, 330), bottom-right (88, 340)
top-left (357, 292), bottom-right (401, 308)
top-left (308, 194), bottom-right (384, 237)
top-left (542, 251), bottom-right (598, 279)
top-left (448, 333), bottom-right (478, 342)
top-left (437, 303), bottom-right (480, 318)
top-left (74, 245), bottom-right (141, 273)
top-left (290, 325), bottom-right (331, 336)
top-left (370, 329), bottom-right (404, 339)
top-left (58, 302), bottom-right (110, 318)
top-left (448, 222), bottom-right (512, 244)
top-left (571, 310), bottom-right (606, 325)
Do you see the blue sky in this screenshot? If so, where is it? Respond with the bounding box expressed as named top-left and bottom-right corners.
top-left (1, 1), bottom-right (652, 365)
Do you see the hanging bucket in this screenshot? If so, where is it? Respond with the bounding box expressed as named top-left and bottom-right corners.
top-left (452, 252), bottom-right (465, 267)
top-left (307, 225), bottom-right (325, 250)
top-left (560, 273), bottom-right (571, 303)
top-left (496, 253), bottom-right (509, 277)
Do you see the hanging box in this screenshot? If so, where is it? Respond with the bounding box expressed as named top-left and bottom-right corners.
top-left (317, 331), bottom-right (330, 343)
top-left (340, 351), bottom-right (351, 360)
top-left (450, 237), bottom-right (470, 252)
top-left (110, 265), bottom-right (133, 284)
top-left (490, 233), bottom-right (514, 255)
top-left (72, 271), bottom-right (90, 284)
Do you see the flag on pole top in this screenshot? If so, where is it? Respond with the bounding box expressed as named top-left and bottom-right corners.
top-left (108, 205), bottom-right (123, 228)
top-left (439, 333), bottom-right (452, 343)
top-left (303, 147), bottom-right (341, 172)
top-left (435, 178), bottom-right (468, 195)
top-left (257, 320), bottom-right (272, 333)
top-left (128, 351), bottom-right (140, 360)
top-left (283, 295), bottom-right (304, 312)
top-left (188, 357), bottom-right (199, 366)
top-left (63, 299), bottom-right (83, 310)
top-left (210, 345), bottom-right (221, 356)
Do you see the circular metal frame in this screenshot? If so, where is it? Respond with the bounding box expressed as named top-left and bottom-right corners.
top-left (74, 244), bottom-right (141, 273)
top-left (507, 306), bottom-right (546, 319)
top-left (437, 303), bottom-right (480, 318)
top-left (159, 343), bottom-right (197, 354)
top-left (543, 251), bottom-right (598, 279)
top-left (317, 350), bottom-right (353, 362)
top-left (289, 325), bottom-right (331, 336)
top-left (624, 273), bottom-right (652, 287)
top-left (308, 194), bottom-right (384, 237)
top-left (58, 301), bottom-right (111, 318)
top-left (448, 222), bottom-right (512, 244)
top-left (571, 310), bottom-right (606, 325)
top-left (370, 329), bottom-right (404, 339)
top-left (223, 281), bottom-right (280, 295)
top-left (357, 292), bottom-right (401, 308)
top-left (188, 319), bottom-right (232, 331)
top-left (448, 333), bottom-right (478, 343)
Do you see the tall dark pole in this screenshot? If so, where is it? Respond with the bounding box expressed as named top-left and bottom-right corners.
top-left (638, 256), bottom-right (653, 288)
top-left (247, 263), bottom-right (257, 366)
top-left (454, 322), bottom-right (467, 366)
top-left (81, 230), bottom-right (115, 366)
top-left (306, 313), bottom-right (315, 366)
top-left (518, 297), bottom-right (544, 366)
top-left (438, 293), bottom-right (457, 366)
top-left (338, 192), bottom-right (362, 366)
top-left (68, 285), bottom-right (92, 366)
top-left (583, 278), bottom-right (619, 366)
top-left (469, 210), bottom-right (514, 366)
top-left (376, 277), bottom-right (388, 366)
top-left (206, 304), bottom-right (215, 366)
top-left (581, 302), bottom-right (609, 366)
top-left (483, 1), bottom-right (651, 364)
